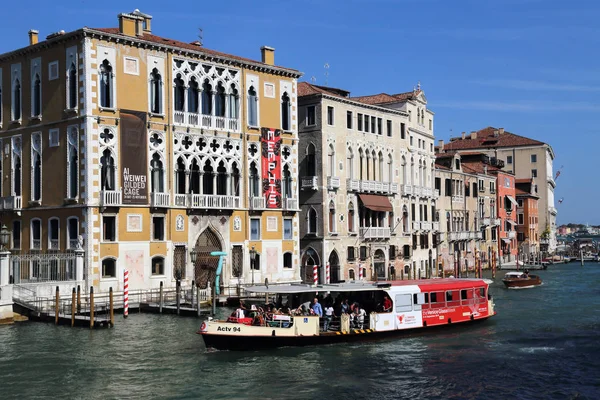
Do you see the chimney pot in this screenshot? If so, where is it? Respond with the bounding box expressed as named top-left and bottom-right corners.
top-left (471, 130), bottom-right (477, 139)
top-left (498, 127), bottom-right (505, 134)
top-left (261, 46), bottom-right (275, 66)
top-left (461, 131), bottom-right (466, 139)
top-left (438, 139), bottom-right (444, 152)
top-left (28, 29), bottom-right (39, 45)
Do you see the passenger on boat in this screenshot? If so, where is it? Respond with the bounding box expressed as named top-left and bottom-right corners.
top-left (312, 298), bottom-right (323, 318)
top-left (383, 296), bottom-right (392, 313)
top-left (235, 307), bottom-right (245, 319)
top-left (324, 304), bottom-right (335, 331)
top-left (341, 299), bottom-right (350, 314)
top-left (357, 307), bottom-right (367, 329)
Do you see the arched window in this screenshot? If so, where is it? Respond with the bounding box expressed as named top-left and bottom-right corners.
top-left (30, 219), bottom-right (41, 250)
top-left (348, 202), bottom-right (355, 233)
top-left (100, 149), bottom-right (115, 190)
top-left (359, 149), bottom-right (364, 180)
top-left (67, 217), bottom-right (79, 250)
top-left (203, 160), bottom-right (214, 194)
top-left (68, 148), bottom-right (78, 199)
top-left (13, 155), bottom-right (21, 196)
top-left (189, 159), bottom-right (200, 194)
top-left (378, 151), bottom-right (384, 182)
top-left (387, 154), bottom-right (393, 183)
top-left (13, 78), bottom-right (21, 120)
top-left (328, 144), bottom-right (335, 177)
top-left (99, 60), bottom-right (113, 108)
top-left (102, 258), bottom-right (116, 278)
top-left (174, 74), bottom-right (185, 112)
top-left (188, 78), bottom-right (199, 114)
top-left (410, 157), bottom-right (415, 186)
top-left (32, 153), bottom-right (41, 201)
top-left (215, 82), bottom-right (226, 117)
top-left (68, 63), bottom-right (78, 109)
top-left (349, 269), bottom-right (355, 280)
top-left (247, 86), bottom-right (258, 126)
top-left (365, 152), bottom-right (370, 180)
top-left (216, 160), bottom-right (227, 195)
top-left (306, 143), bottom-right (316, 176)
top-left (403, 205), bottom-right (409, 233)
top-left (346, 147), bottom-right (354, 180)
top-left (151, 256), bottom-right (165, 275)
top-left (150, 153), bottom-right (164, 193)
top-left (175, 157), bottom-right (186, 194)
top-left (282, 164), bottom-right (292, 199)
top-left (283, 252), bottom-right (292, 269)
top-left (48, 218), bottom-right (59, 250)
top-left (149, 68), bottom-right (162, 114)
top-left (401, 156), bottom-right (407, 185)
top-left (249, 161), bottom-right (259, 197)
top-left (32, 74), bottom-right (41, 117)
top-left (307, 208), bottom-right (317, 234)
top-left (281, 91), bottom-right (291, 131)
top-left (201, 80), bottom-right (212, 115)
top-left (227, 85), bottom-right (239, 119)
top-left (231, 163), bottom-right (240, 196)
top-left (329, 201), bottom-right (336, 233)
top-left (372, 151), bottom-right (377, 181)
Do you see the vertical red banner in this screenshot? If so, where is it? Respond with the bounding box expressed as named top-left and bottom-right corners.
top-left (261, 127), bottom-right (282, 208)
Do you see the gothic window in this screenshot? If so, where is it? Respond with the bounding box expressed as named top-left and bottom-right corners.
top-left (100, 149), bottom-right (115, 190)
top-left (378, 151), bottom-right (384, 182)
top-left (281, 91), bottom-right (291, 131)
top-left (68, 148), bottom-right (78, 198)
top-left (329, 201), bottom-right (336, 233)
top-left (174, 74), bottom-right (185, 112)
top-left (188, 77), bottom-right (199, 113)
top-left (227, 85), bottom-right (239, 119)
top-left (348, 202), bottom-right (355, 232)
top-left (32, 153), bottom-right (41, 201)
top-left (201, 80), bottom-right (212, 115)
top-left (306, 143), bottom-right (316, 176)
top-left (282, 164), bottom-right (292, 199)
top-left (231, 163), bottom-right (240, 196)
top-left (359, 149), bottom-right (365, 180)
top-left (346, 147), bottom-right (354, 180)
top-left (32, 74), bottom-right (41, 117)
top-left (67, 217), bottom-right (79, 249)
top-left (247, 86), bottom-right (258, 126)
top-left (12, 78), bottom-right (21, 120)
top-left (215, 83), bottom-right (226, 117)
top-left (175, 157), bottom-right (186, 194)
top-left (216, 160), bottom-right (227, 195)
top-left (30, 219), bottom-right (41, 250)
top-left (410, 157), bottom-right (415, 186)
top-left (149, 68), bottom-right (162, 114)
top-left (150, 153), bottom-right (164, 193)
top-left (403, 205), bottom-right (409, 233)
top-left (328, 144), bottom-right (335, 177)
top-left (387, 154), bottom-right (393, 183)
top-left (249, 161), bottom-right (259, 197)
top-left (68, 63), bottom-right (78, 109)
top-left (307, 208), bottom-right (317, 234)
top-left (13, 155), bottom-right (21, 196)
top-left (202, 160), bottom-right (214, 194)
top-left (189, 159), bottom-right (200, 194)
top-left (99, 60), bottom-right (113, 108)
top-left (48, 218), bottom-right (59, 250)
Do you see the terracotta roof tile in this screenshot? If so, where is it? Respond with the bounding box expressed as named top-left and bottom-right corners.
top-left (297, 82), bottom-right (348, 98)
top-left (443, 126), bottom-right (545, 151)
top-left (90, 27), bottom-right (300, 73)
top-left (350, 90), bottom-right (421, 105)
top-left (461, 160), bottom-right (501, 175)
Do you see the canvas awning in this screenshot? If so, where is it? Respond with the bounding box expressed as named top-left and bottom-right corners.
top-left (502, 238), bottom-right (511, 244)
top-left (358, 194), bottom-right (393, 212)
top-left (507, 219), bottom-right (516, 226)
top-left (506, 195), bottom-right (519, 207)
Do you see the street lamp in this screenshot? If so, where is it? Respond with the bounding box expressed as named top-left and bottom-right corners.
top-left (249, 246), bottom-right (257, 285)
top-left (0, 225), bottom-right (10, 251)
top-left (190, 248), bottom-right (198, 264)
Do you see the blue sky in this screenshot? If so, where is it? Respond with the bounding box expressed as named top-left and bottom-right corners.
top-left (2, 0), bottom-right (596, 224)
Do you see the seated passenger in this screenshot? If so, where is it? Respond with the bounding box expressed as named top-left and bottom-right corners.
top-left (383, 296), bottom-right (392, 312)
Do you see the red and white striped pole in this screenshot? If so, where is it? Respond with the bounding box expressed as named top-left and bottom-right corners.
top-left (359, 265), bottom-right (363, 280)
top-left (123, 270), bottom-right (129, 318)
top-left (313, 264), bottom-right (318, 285)
top-left (326, 262), bottom-right (330, 284)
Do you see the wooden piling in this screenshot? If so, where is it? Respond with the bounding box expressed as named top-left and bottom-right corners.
top-left (581, 250), bottom-right (584, 266)
top-left (212, 281), bottom-right (216, 316)
top-left (176, 279), bottom-right (181, 315)
top-left (55, 286), bottom-right (60, 325)
top-left (109, 287), bottom-right (114, 327)
top-left (90, 286), bottom-right (94, 329)
top-left (71, 288), bottom-right (76, 327)
top-left (76, 285), bottom-right (81, 314)
top-left (159, 281), bottom-right (164, 314)
top-left (196, 285), bottom-right (201, 317)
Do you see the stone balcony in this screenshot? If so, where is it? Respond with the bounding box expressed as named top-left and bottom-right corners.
top-left (360, 227), bottom-right (391, 239)
top-left (480, 217), bottom-right (491, 226)
top-left (433, 189), bottom-right (440, 199)
top-left (250, 196), bottom-right (266, 210)
top-left (151, 192), bottom-right (170, 208)
top-left (173, 193), bottom-right (240, 209)
top-left (301, 176), bottom-right (318, 190)
top-left (452, 195), bottom-right (464, 203)
top-left (0, 196), bottom-right (22, 211)
top-left (401, 184), bottom-right (413, 196)
top-left (173, 111), bottom-right (239, 132)
top-left (508, 231), bottom-right (516, 239)
top-left (412, 221), bottom-right (421, 231)
top-left (100, 189), bottom-right (122, 207)
top-left (284, 198), bottom-right (298, 210)
top-left (492, 218), bottom-right (501, 226)
top-left (421, 222), bottom-right (432, 231)
top-left (432, 222), bottom-right (440, 231)
top-left (346, 179), bottom-right (397, 195)
top-left (327, 176), bottom-right (341, 190)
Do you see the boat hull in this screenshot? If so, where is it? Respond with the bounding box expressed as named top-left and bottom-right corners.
top-left (502, 276), bottom-right (542, 288)
top-left (199, 315), bottom-right (494, 351)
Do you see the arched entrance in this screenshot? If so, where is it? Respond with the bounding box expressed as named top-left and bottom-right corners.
top-left (328, 250), bottom-right (340, 283)
top-left (193, 227), bottom-right (223, 289)
top-left (374, 249), bottom-right (386, 280)
top-left (301, 248), bottom-right (320, 284)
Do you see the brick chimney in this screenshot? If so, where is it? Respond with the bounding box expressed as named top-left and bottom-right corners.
top-left (28, 29), bottom-right (39, 45)
top-left (261, 46), bottom-right (275, 65)
top-left (438, 139), bottom-right (444, 152)
top-left (471, 130), bottom-right (477, 139)
top-left (118, 9), bottom-right (149, 36)
top-left (498, 127), bottom-right (505, 134)
top-left (461, 131), bottom-right (466, 140)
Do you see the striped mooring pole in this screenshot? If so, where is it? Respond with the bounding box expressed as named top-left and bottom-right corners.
top-left (359, 265), bottom-right (363, 280)
top-left (326, 262), bottom-right (330, 284)
top-left (124, 270), bottom-right (129, 318)
top-left (313, 264), bottom-right (318, 285)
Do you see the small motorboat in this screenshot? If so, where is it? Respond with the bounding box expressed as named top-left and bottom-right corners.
top-left (502, 271), bottom-right (542, 289)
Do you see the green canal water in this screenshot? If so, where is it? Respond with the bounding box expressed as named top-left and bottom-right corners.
top-left (1, 263), bottom-right (599, 399)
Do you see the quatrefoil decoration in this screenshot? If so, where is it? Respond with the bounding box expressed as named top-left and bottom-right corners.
top-left (100, 128), bottom-right (114, 144)
top-left (282, 146), bottom-right (291, 160)
top-left (223, 140), bottom-right (234, 153)
top-left (150, 133), bottom-right (163, 148)
top-left (210, 139), bottom-right (220, 152)
top-left (182, 136), bottom-right (193, 150)
top-left (198, 138), bottom-right (207, 151)
top-left (248, 143), bottom-right (258, 157)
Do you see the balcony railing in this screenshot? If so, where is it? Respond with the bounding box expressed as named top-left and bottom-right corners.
top-left (151, 192), bottom-right (170, 208)
top-left (69, 239), bottom-right (80, 250)
top-left (474, 231), bottom-right (483, 240)
top-left (481, 218), bottom-right (491, 226)
top-left (413, 186), bottom-right (423, 197)
top-left (190, 194), bottom-right (240, 209)
top-left (174, 194), bottom-right (188, 207)
top-left (421, 222), bottom-right (432, 231)
top-left (401, 184), bottom-right (413, 196)
top-left (360, 227), bottom-right (391, 239)
top-left (452, 195), bottom-right (464, 203)
top-left (1, 195), bottom-right (22, 210)
top-left (31, 239), bottom-right (41, 250)
top-left (549, 206), bottom-right (558, 215)
top-left (492, 218), bottom-right (501, 226)
top-left (327, 176), bottom-right (341, 190)
top-left (390, 183), bottom-right (399, 194)
top-left (284, 198), bottom-right (298, 210)
top-left (250, 196), bottom-right (266, 210)
top-left (173, 111), bottom-right (239, 132)
top-left (508, 231), bottom-right (516, 239)
top-left (301, 176), bottom-right (318, 190)
top-left (101, 190), bottom-right (121, 207)
top-left (412, 221), bottom-right (421, 231)
top-left (449, 232), bottom-right (470, 241)
top-left (346, 179), bottom-right (360, 191)
top-left (422, 187), bottom-right (433, 197)
top-left (432, 222), bottom-right (440, 231)
top-left (49, 239), bottom-right (59, 250)
top-left (433, 189), bottom-right (440, 199)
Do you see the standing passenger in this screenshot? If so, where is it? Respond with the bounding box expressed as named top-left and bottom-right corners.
top-left (324, 304), bottom-right (335, 331)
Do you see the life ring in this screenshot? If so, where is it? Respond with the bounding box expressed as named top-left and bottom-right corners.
top-left (200, 322), bottom-right (207, 332)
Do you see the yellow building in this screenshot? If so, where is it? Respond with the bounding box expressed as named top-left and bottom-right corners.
top-left (0, 10), bottom-right (302, 294)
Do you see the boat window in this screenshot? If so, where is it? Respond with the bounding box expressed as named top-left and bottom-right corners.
top-left (446, 291), bottom-right (453, 302)
top-left (395, 294), bottom-right (412, 312)
top-left (430, 292), bottom-right (444, 303)
top-left (446, 290), bottom-right (460, 304)
top-left (413, 293), bottom-right (427, 305)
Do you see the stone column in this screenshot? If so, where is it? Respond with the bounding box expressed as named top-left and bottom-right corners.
top-left (0, 251), bottom-right (10, 286)
top-left (75, 249), bottom-right (85, 282)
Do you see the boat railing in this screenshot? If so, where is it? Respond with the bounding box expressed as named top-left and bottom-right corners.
top-left (222, 312), bottom-right (370, 332)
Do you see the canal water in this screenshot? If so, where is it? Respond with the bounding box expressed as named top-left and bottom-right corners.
top-left (1, 263), bottom-right (599, 400)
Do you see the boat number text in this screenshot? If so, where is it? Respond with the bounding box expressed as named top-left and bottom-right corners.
top-left (217, 326), bottom-right (242, 332)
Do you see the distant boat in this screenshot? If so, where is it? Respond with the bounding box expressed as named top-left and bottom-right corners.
top-left (502, 271), bottom-right (542, 289)
top-left (499, 260), bottom-right (548, 270)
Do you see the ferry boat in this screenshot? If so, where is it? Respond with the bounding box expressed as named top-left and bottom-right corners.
top-left (197, 278), bottom-right (496, 351)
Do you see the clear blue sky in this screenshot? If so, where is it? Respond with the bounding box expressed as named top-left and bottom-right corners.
top-left (2, 0), bottom-right (596, 224)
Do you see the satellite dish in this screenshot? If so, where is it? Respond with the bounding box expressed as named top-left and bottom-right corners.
top-left (264, 278), bottom-right (269, 289)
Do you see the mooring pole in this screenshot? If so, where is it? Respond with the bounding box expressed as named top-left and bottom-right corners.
top-left (176, 279), bottom-right (181, 315)
top-left (197, 285), bottom-right (201, 317)
top-left (159, 281), bottom-right (164, 314)
top-left (109, 287), bottom-right (114, 327)
top-left (123, 270), bottom-right (129, 318)
top-left (89, 286), bottom-right (95, 329)
top-left (76, 285), bottom-right (81, 314)
top-left (581, 250), bottom-right (584, 266)
top-left (71, 288), bottom-right (76, 327)
top-left (212, 280), bottom-right (216, 316)
top-left (55, 286), bottom-right (60, 325)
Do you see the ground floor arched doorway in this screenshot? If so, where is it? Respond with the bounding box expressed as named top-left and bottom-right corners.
top-left (329, 250), bottom-right (340, 283)
top-left (193, 227), bottom-right (223, 289)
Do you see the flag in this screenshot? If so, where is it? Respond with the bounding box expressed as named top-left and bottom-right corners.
top-left (558, 198), bottom-right (564, 204)
top-left (555, 170), bottom-right (561, 180)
